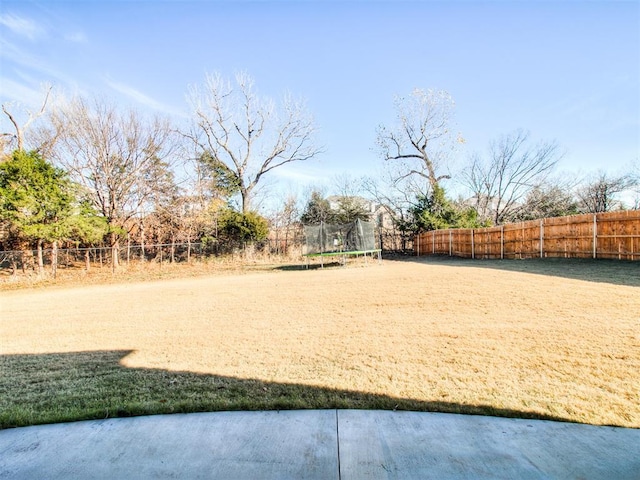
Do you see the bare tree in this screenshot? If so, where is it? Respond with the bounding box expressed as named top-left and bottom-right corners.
top-left (514, 179), bottom-right (579, 221)
top-left (48, 96), bottom-right (178, 267)
top-left (462, 130), bottom-right (562, 225)
top-left (376, 88), bottom-right (461, 191)
top-left (266, 192), bottom-right (302, 256)
top-left (186, 72), bottom-right (322, 212)
top-left (576, 170), bottom-right (636, 213)
top-left (1, 85), bottom-right (52, 154)
top-left (629, 160), bottom-right (640, 209)
top-left (361, 171), bottom-right (420, 251)
top-left (326, 173), bottom-right (372, 223)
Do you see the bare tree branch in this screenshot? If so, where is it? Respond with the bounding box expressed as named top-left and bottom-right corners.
top-left (576, 170), bottom-right (636, 213)
top-left (377, 89), bottom-right (460, 192)
top-left (186, 72), bottom-right (323, 212)
top-left (462, 129), bottom-right (562, 224)
top-left (47, 96), bottom-right (179, 264)
top-left (1, 85), bottom-right (52, 152)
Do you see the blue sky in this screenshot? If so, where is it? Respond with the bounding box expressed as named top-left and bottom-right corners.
top-left (1, 0), bottom-right (638, 196)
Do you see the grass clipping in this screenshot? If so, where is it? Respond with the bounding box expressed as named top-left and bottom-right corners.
top-left (1, 257), bottom-right (639, 428)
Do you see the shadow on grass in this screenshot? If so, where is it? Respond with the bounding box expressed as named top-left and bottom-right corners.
top-left (275, 261), bottom-right (345, 271)
top-left (396, 255), bottom-right (640, 287)
top-left (1, 350), bottom-right (577, 429)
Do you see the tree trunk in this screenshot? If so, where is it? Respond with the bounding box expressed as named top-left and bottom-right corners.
top-left (140, 219), bottom-right (145, 262)
top-left (110, 231), bottom-right (119, 270)
top-left (51, 240), bottom-right (58, 279)
top-left (37, 239), bottom-right (44, 277)
top-left (21, 242), bottom-right (33, 274)
top-left (241, 186), bottom-right (251, 213)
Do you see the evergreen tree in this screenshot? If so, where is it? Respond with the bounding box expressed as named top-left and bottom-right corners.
top-left (333, 196), bottom-right (371, 224)
top-left (410, 185), bottom-right (484, 233)
top-left (217, 208), bottom-right (269, 247)
top-left (0, 150), bottom-right (72, 242)
top-left (300, 191), bottom-right (334, 225)
top-left (0, 150), bottom-right (107, 275)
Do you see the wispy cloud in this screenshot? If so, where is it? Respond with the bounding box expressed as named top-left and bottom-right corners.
top-left (541, 74), bottom-right (638, 125)
top-left (0, 38), bottom-right (84, 103)
top-left (105, 78), bottom-right (187, 117)
top-left (0, 38), bottom-right (46, 72)
top-left (0, 13), bottom-right (45, 41)
top-left (64, 31), bottom-right (87, 43)
top-left (0, 77), bottom-right (46, 107)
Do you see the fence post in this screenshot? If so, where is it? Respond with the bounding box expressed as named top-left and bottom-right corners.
top-left (471, 229), bottom-right (475, 259)
top-left (500, 226), bottom-right (504, 260)
top-left (416, 233), bottom-right (420, 256)
top-left (449, 230), bottom-right (452, 257)
top-left (593, 214), bottom-right (597, 259)
top-left (540, 219), bottom-right (544, 258)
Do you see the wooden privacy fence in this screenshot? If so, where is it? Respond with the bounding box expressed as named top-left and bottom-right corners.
top-left (415, 210), bottom-right (640, 261)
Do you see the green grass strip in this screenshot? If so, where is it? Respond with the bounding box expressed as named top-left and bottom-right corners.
top-left (303, 249), bottom-right (381, 258)
top-left (0, 350), bottom-right (569, 428)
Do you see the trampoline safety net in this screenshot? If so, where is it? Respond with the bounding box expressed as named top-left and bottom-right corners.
top-left (303, 219), bottom-right (377, 255)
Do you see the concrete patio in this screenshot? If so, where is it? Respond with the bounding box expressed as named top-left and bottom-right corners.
top-left (1, 410), bottom-right (638, 479)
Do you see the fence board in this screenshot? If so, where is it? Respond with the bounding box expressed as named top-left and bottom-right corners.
top-left (415, 210), bottom-right (640, 261)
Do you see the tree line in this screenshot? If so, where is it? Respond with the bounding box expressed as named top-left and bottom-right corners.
top-left (1, 77), bottom-right (638, 276)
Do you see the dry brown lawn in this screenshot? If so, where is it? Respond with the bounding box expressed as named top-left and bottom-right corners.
top-left (1, 257), bottom-right (639, 427)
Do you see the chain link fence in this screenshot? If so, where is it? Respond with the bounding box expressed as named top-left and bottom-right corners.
top-left (0, 238), bottom-right (302, 275)
top-left (0, 230), bottom-right (412, 277)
